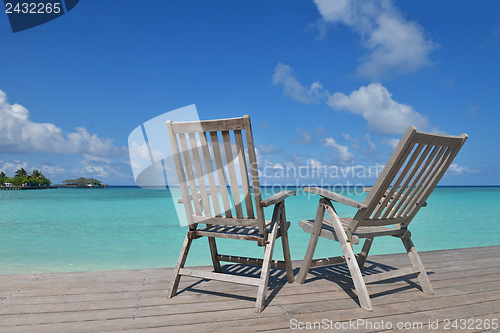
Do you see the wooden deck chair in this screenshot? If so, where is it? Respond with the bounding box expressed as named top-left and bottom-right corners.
top-left (295, 126), bottom-right (468, 311)
top-left (166, 115), bottom-right (295, 313)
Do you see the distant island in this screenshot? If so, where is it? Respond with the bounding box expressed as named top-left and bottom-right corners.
top-left (58, 177), bottom-right (108, 188)
top-left (0, 167), bottom-right (51, 188)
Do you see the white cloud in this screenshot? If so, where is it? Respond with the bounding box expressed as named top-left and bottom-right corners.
top-left (272, 63), bottom-right (328, 103)
top-left (272, 65), bottom-right (431, 135)
top-left (447, 163), bottom-right (480, 176)
top-left (290, 127), bottom-right (315, 145)
top-left (256, 144), bottom-right (283, 155)
top-left (323, 137), bottom-right (355, 162)
top-left (381, 137), bottom-right (400, 149)
top-left (0, 90), bottom-right (127, 157)
top-left (308, 158), bottom-right (324, 169)
top-left (313, 0), bottom-right (437, 79)
top-left (327, 83), bottom-right (429, 135)
top-left (0, 160), bottom-right (28, 175)
top-left (41, 164), bottom-right (66, 176)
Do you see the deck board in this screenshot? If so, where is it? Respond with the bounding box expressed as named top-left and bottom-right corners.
top-left (1, 246), bottom-right (500, 332)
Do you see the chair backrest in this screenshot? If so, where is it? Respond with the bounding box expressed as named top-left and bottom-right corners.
top-left (352, 126), bottom-right (468, 230)
top-left (166, 115), bottom-right (266, 234)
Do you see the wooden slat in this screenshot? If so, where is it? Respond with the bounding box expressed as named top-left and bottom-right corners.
top-left (260, 190), bottom-right (296, 207)
top-left (242, 115), bottom-right (265, 235)
top-left (188, 133), bottom-right (211, 216)
top-left (407, 141), bottom-right (466, 219)
top-left (358, 126), bottom-right (416, 220)
top-left (178, 268), bottom-right (261, 286)
top-left (398, 146), bottom-right (447, 218)
top-left (234, 130), bottom-right (254, 219)
top-left (209, 132), bottom-right (232, 218)
top-left (324, 202), bottom-right (372, 310)
top-left (166, 121), bottom-right (194, 223)
top-left (389, 145), bottom-right (440, 219)
top-left (403, 147), bottom-right (453, 218)
top-left (298, 219), bottom-right (409, 241)
top-left (222, 131), bottom-right (244, 218)
top-left (170, 117), bottom-right (245, 134)
top-left (178, 133), bottom-right (202, 216)
top-left (303, 187), bottom-right (366, 209)
top-left (217, 255), bottom-right (287, 268)
top-left (191, 216), bottom-right (259, 227)
top-left (364, 142), bottom-right (417, 221)
top-left (363, 266), bottom-right (420, 284)
top-left (199, 132), bottom-right (222, 217)
top-left (382, 144), bottom-right (432, 219)
top-left (412, 131), bottom-right (466, 147)
top-left (373, 144), bottom-right (424, 219)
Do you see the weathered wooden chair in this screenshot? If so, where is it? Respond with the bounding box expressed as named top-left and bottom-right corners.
top-left (296, 126), bottom-right (468, 311)
top-left (166, 115), bottom-right (295, 313)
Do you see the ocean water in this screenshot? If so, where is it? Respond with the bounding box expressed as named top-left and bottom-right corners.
top-left (1, 186), bottom-right (499, 275)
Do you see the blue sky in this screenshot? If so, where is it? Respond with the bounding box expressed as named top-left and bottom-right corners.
top-left (1, 0), bottom-right (499, 185)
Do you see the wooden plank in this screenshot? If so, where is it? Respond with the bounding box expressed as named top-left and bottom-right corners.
top-left (279, 201), bottom-right (294, 283)
top-left (217, 255), bottom-right (287, 268)
top-left (373, 143), bottom-right (425, 219)
top-left (295, 199), bottom-right (326, 284)
top-left (397, 146), bottom-right (446, 218)
top-left (406, 136), bottom-right (467, 220)
top-left (381, 144), bottom-right (431, 219)
top-left (413, 131), bottom-right (466, 147)
top-left (242, 114), bottom-right (265, 235)
top-left (359, 126), bottom-right (416, 219)
top-left (222, 130), bottom-right (244, 218)
top-left (171, 117), bottom-right (245, 134)
top-left (198, 132), bottom-right (222, 217)
top-left (255, 211), bottom-right (280, 312)
top-left (167, 233), bottom-right (193, 298)
top-left (191, 216), bottom-right (259, 227)
top-left (303, 187), bottom-right (366, 209)
top-left (1, 245), bottom-right (498, 333)
top-left (260, 190), bottom-right (296, 207)
top-left (188, 132), bottom-right (211, 215)
top-left (178, 268), bottom-right (261, 286)
top-left (166, 121), bottom-right (194, 223)
top-left (178, 133), bottom-right (202, 215)
top-left (362, 266), bottom-right (420, 284)
top-left (209, 131), bottom-right (232, 217)
top-left (234, 129), bottom-right (254, 219)
top-left (388, 145), bottom-right (440, 219)
top-left (403, 147), bottom-right (452, 217)
top-left (324, 202), bottom-right (372, 311)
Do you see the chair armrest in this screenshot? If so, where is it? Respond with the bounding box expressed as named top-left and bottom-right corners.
top-left (303, 187), bottom-right (367, 209)
top-left (178, 189), bottom-right (214, 204)
top-left (260, 190), bottom-right (296, 207)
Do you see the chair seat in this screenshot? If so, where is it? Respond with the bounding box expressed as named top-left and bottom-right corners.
top-left (192, 221), bottom-right (289, 245)
top-left (298, 218), bottom-right (410, 241)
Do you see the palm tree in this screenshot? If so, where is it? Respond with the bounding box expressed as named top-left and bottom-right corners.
top-left (15, 167), bottom-right (29, 178)
top-left (0, 171), bottom-right (5, 179)
top-left (30, 169), bottom-right (43, 180)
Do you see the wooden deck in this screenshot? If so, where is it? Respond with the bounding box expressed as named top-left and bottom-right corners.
top-left (1, 245), bottom-right (500, 332)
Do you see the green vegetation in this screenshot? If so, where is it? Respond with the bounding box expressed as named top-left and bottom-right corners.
top-left (0, 168), bottom-right (52, 187)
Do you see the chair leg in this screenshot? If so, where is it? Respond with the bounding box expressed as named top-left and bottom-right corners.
top-left (167, 233), bottom-right (193, 298)
top-left (295, 200), bottom-right (326, 284)
top-left (325, 204), bottom-right (372, 311)
top-left (279, 202), bottom-right (294, 283)
top-left (402, 238), bottom-right (434, 294)
top-left (255, 220), bottom-right (279, 313)
top-left (208, 237), bottom-right (221, 273)
top-left (358, 238), bottom-right (374, 270)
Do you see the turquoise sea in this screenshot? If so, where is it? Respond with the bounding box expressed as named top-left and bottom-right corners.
top-left (1, 186), bottom-right (499, 275)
